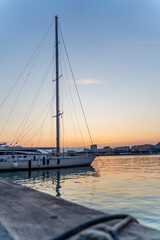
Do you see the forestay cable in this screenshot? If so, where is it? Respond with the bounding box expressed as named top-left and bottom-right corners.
top-left (58, 23), bottom-right (94, 145)
top-left (60, 45), bottom-right (86, 147)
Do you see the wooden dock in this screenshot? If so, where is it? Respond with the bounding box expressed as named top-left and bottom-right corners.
top-left (0, 177), bottom-right (159, 240)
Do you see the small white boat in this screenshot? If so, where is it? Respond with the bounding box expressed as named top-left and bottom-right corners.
top-left (0, 16), bottom-right (96, 171)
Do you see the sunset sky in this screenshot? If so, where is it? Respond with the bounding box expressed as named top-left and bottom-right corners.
top-left (1, 0), bottom-right (160, 148)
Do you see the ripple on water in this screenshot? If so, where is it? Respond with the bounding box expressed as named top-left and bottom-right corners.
top-left (0, 156), bottom-right (160, 229)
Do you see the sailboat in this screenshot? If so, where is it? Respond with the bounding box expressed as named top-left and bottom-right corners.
top-left (0, 16), bottom-right (96, 171)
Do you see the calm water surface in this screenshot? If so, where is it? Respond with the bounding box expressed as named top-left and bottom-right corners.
top-left (1, 155), bottom-right (160, 230)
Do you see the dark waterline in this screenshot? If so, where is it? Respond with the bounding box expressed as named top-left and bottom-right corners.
top-left (0, 155), bottom-right (160, 230)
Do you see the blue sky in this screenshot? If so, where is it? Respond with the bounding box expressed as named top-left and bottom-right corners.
top-left (1, 0), bottom-right (160, 147)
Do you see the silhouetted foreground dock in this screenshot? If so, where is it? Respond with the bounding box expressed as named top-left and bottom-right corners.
top-left (0, 178), bottom-right (159, 240)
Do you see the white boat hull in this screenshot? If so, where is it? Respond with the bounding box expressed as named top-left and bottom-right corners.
top-left (0, 155), bottom-right (96, 171)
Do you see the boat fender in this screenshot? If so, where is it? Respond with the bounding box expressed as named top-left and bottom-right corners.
top-left (13, 162), bottom-right (19, 168)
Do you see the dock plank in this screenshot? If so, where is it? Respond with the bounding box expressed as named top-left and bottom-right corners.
top-left (0, 178), bottom-right (159, 240)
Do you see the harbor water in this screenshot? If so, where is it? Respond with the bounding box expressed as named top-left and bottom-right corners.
top-left (0, 155), bottom-right (160, 230)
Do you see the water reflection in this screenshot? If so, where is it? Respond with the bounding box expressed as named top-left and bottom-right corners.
top-left (0, 166), bottom-right (94, 198)
top-left (0, 156), bottom-right (160, 230)
top-left (56, 170), bottom-right (60, 197)
top-left (92, 155), bottom-right (160, 176)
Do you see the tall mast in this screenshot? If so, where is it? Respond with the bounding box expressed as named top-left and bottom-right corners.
top-left (55, 16), bottom-right (60, 157)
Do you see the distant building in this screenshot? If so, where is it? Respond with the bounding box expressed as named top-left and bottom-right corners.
top-left (103, 146), bottom-right (111, 150)
top-left (155, 142), bottom-right (160, 149)
top-left (131, 144), bottom-right (155, 153)
top-left (90, 144), bottom-right (97, 152)
top-left (103, 146), bottom-right (112, 154)
top-left (113, 146), bottom-right (130, 154)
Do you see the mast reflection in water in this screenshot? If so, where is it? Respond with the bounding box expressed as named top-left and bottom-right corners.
top-left (0, 166), bottom-right (94, 198)
top-left (1, 155), bottom-right (160, 230)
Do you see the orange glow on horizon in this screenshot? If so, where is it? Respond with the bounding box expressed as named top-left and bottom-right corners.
top-left (1, 118), bottom-right (160, 148)
top-left (3, 136), bottom-right (159, 149)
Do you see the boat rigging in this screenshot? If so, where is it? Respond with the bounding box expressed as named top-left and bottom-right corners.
top-left (0, 16), bottom-right (96, 171)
